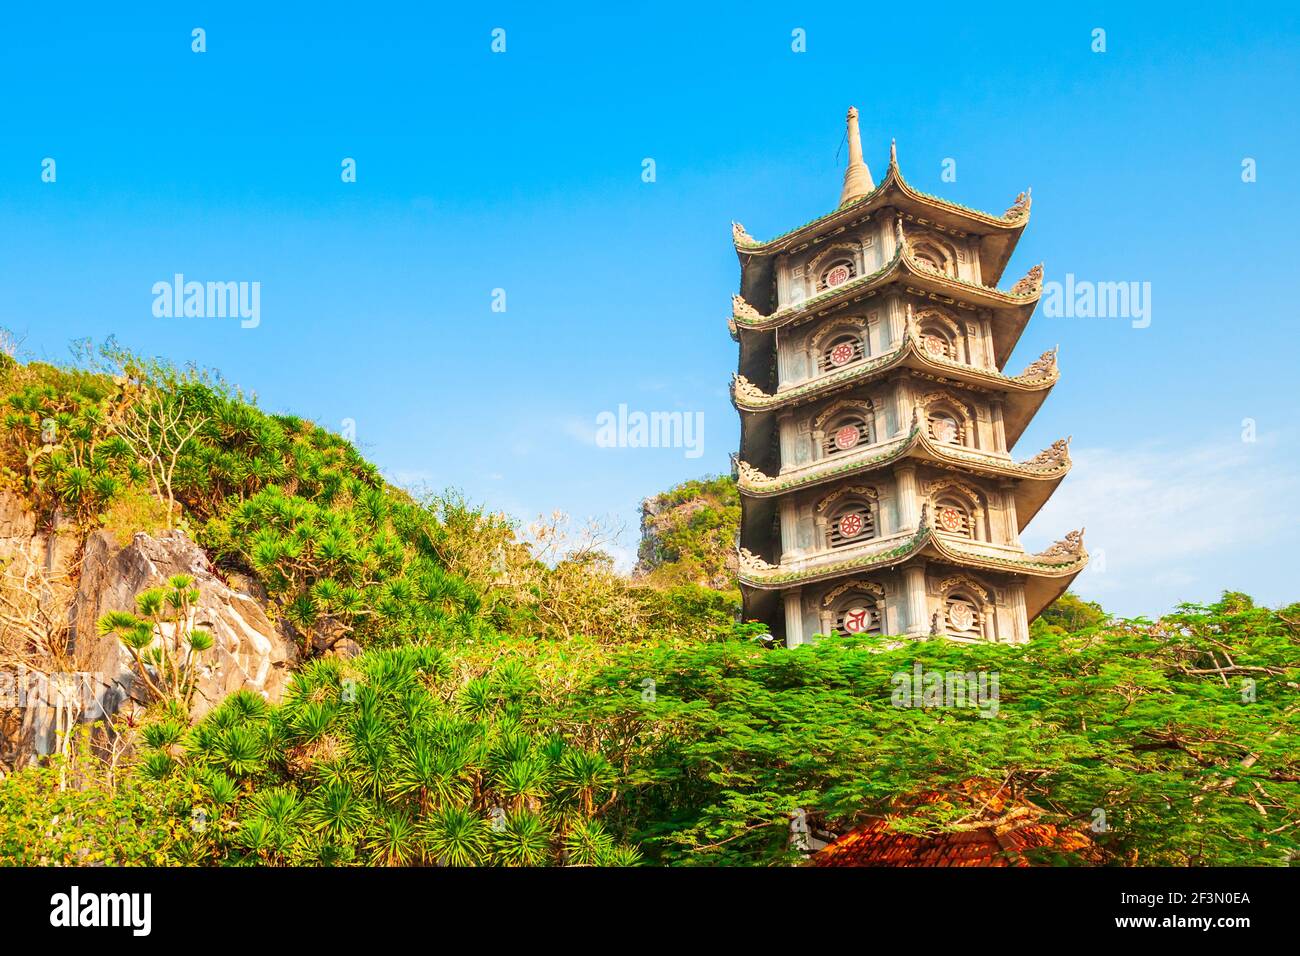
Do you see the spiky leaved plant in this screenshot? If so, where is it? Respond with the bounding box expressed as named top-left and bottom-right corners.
top-left (96, 574), bottom-right (214, 709)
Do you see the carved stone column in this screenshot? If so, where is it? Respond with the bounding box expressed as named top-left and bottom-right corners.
top-left (892, 374), bottom-right (912, 438)
top-left (903, 563), bottom-right (929, 636)
top-left (886, 292), bottom-right (904, 349)
top-left (999, 480), bottom-right (1021, 547)
top-left (895, 464), bottom-right (920, 530)
top-left (777, 411), bottom-right (796, 474)
top-left (990, 396), bottom-right (1008, 454)
top-left (783, 588), bottom-right (805, 647)
top-left (779, 497), bottom-right (802, 559)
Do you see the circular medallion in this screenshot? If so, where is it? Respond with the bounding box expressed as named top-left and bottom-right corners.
top-left (842, 605), bottom-right (871, 634)
top-left (838, 512), bottom-right (864, 538)
top-left (931, 416), bottom-right (958, 444)
top-left (947, 601), bottom-right (975, 632)
top-left (935, 504), bottom-right (967, 535)
top-left (834, 425), bottom-right (860, 450)
top-left (938, 506), bottom-right (964, 533)
top-left (825, 264), bottom-right (851, 288)
top-left (829, 342), bottom-right (856, 367)
top-left (923, 334), bottom-right (947, 357)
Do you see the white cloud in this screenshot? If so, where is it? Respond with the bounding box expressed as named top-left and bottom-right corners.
top-left (561, 416), bottom-right (597, 446)
top-left (1026, 434), bottom-right (1299, 614)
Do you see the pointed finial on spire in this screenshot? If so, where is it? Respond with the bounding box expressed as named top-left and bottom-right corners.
top-left (839, 106), bottom-right (875, 207)
top-left (890, 138), bottom-right (898, 168)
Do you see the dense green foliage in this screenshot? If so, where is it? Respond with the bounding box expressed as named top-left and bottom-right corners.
top-left (1, 346), bottom-right (1297, 868)
top-left (6, 594), bottom-right (1296, 867)
top-left (0, 733), bottom-right (188, 866)
top-left (566, 594), bottom-right (1300, 865)
top-left (127, 650), bottom-right (639, 866)
top-left (1030, 590), bottom-right (1110, 637)
top-left (0, 360), bottom-right (140, 523)
top-left (635, 475), bottom-right (740, 594)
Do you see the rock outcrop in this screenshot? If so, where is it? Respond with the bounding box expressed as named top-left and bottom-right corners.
top-left (0, 491), bottom-right (80, 604)
top-left (633, 477), bottom-right (740, 591)
top-left (11, 526), bottom-right (297, 763)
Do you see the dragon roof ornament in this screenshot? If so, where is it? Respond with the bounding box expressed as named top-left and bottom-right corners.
top-left (732, 221), bottom-right (758, 247)
top-left (732, 294), bottom-right (763, 322)
top-left (1004, 187), bottom-right (1032, 221)
top-left (731, 373), bottom-right (767, 402)
top-left (738, 547), bottom-right (779, 574)
top-left (1020, 346), bottom-right (1059, 380)
top-left (1039, 528), bottom-right (1087, 560)
top-left (1025, 436), bottom-right (1071, 469)
top-left (1010, 263), bottom-right (1044, 297)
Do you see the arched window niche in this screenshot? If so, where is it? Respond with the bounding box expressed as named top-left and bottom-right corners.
top-left (813, 399), bottom-right (876, 459)
top-left (931, 574), bottom-right (996, 641)
top-left (820, 579), bottom-right (887, 636)
top-left (815, 485), bottom-right (879, 551)
top-left (926, 478), bottom-right (988, 542)
top-left (809, 320), bottom-right (870, 376)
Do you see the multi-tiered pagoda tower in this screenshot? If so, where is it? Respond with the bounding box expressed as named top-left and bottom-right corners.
top-left (731, 108), bottom-right (1087, 646)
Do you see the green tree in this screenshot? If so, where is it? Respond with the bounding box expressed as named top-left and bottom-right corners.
top-left (97, 575), bottom-right (215, 709)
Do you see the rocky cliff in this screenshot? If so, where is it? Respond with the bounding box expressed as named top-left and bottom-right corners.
top-left (634, 476), bottom-right (740, 592)
top-left (0, 491), bottom-right (296, 767)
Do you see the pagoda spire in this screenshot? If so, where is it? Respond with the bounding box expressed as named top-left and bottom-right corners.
top-left (839, 106), bottom-right (875, 207)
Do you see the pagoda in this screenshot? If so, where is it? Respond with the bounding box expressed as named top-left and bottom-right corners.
top-left (730, 107), bottom-right (1087, 645)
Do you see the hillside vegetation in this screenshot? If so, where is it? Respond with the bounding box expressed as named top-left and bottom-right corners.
top-left (0, 343), bottom-right (1297, 867)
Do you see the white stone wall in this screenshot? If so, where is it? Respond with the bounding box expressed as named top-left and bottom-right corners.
top-left (785, 568), bottom-right (1029, 645)
top-left (773, 292), bottom-right (999, 395)
top-left (775, 376), bottom-right (1010, 478)
top-left (775, 465), bottom-right (1023, 564)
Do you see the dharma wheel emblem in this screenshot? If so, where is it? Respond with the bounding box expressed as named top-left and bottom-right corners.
top-left (834, 425), bottom-right (860, 450)
top-left (842, 606), bottom-right (871, 634)
top-left (825, 264), bottom-right (851, 287)
top-left (923, 334), bottom-right (947, 356)
top-left (938, 506), bottom-right (964, 533)
top-left (829, 342), bottom-right (855, 366)
top-left (947, 602), bottom-right (975, 632)
top-left (838, 512), bottom-right (864, 538)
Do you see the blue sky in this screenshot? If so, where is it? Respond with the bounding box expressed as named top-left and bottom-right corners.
top-left (2, 3), bottom-right (1297, 616)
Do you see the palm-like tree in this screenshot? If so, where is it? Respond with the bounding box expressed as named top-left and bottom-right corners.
top-left (96, 577), bottom-right (213, 708)
top-left (420, 804), bottom-right (488, 866)
top-left (563, 818), bottom-right (616, 866)
top-left (369, 811), bottom-right (421, 867)
top-left (494, 757), bottom-right (550, 813)
top-left (492, 809), bottom-right (551, 867)
top-left (557, 749), bottom-right (617, 819)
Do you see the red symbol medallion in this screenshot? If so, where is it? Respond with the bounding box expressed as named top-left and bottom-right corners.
top-left (842, 606), bottom-right (871, 634)
top-left (834, 425), bottom-right (860, 450)
top-left (923, 334), bottom-right (947, 356)
top-left (825, 264), bottom-right (851, 287)
top-left (938, 507), bottom-right (964, 533)
top-left (838, 512), bottom-right (864, 538)
top-left (829, 342), bottom-right (855, 367)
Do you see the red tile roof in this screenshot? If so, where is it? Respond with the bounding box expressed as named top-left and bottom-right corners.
top-left (812, 782), bottom-right (1098, 868)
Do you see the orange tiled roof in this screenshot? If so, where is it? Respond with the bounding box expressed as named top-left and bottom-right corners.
top-left (812, 782), bottom-right (1098, 868)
